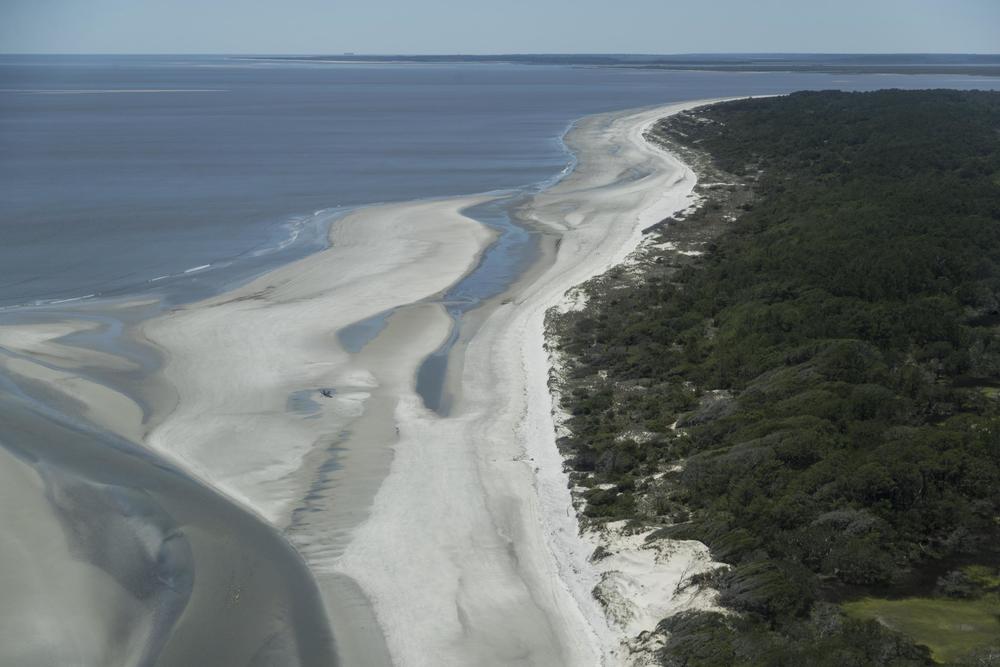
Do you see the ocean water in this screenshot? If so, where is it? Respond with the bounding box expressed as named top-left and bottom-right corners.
top-left (3, 56), bottom-right (1000, 666)
top-left (3, 55), bottom-right (999, 310)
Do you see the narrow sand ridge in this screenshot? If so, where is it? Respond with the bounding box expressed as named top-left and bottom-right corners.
top-left (336, 100), bottom-right (724, 666)
top-left (56, 99), bottom-right (728, 665)
top-left (139, 195), bottom-right (495, 664)
top-left (141, 196), bottom-right (496, 526)
top-left (0, 319), bottom-right (148, 443)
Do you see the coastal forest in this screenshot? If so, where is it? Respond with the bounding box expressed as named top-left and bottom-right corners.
top-left (550, 90), bottom-right (1000, 665)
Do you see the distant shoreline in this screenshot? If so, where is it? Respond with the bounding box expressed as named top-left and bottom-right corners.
top-left (235, 53), bottom-right (1000, 77)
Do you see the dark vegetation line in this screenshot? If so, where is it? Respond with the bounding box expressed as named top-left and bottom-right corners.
top-left (548, 90), bottom-right (1000, 666)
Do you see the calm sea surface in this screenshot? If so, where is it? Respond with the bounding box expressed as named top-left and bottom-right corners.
top-left (2, 56), bottom-right (1000, 666)
top-left (3, 55), bottom-right (999, 309)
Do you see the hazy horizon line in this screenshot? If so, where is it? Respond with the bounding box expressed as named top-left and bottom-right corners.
top-left (3, 51), bottom-right (1000, 57)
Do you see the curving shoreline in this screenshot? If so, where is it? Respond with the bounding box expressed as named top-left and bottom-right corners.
top-left (140, 194), bottom-right (499, 664)
top-left (135, 99), bottom-right (719, 665)
top-left (141, 195), bottom-right (498, 526)
top-left (335, 100), bottom-right (722, 665)
top-left (132, 98), bottom-right (718, 665)
top-left (0, 98), bottom-right (720, 666)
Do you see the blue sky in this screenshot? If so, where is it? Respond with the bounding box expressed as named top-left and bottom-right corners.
top-left (2, 0), bottom-right (998, 54)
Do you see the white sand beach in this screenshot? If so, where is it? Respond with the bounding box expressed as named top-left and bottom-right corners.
top-left (0, 98), bottom-right (725, 666)
top-left (335, 100), bottom-right (725, 665)
top-left (138, 195), bottom-right (495, 664)
top-left (140, 196), bottom-right (496, 526)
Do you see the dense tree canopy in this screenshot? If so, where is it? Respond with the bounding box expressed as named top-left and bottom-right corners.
top-left (551, 90), bottom-right (1000, 665)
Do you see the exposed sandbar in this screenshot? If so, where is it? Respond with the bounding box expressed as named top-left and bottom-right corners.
top-left (336, 100), bottom-right (725, 666)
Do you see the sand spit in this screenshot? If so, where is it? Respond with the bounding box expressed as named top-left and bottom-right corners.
top-left (141, 196), bottom-right (496, 526)
top-left (138, 195), bottom-right (494, 663)
top-left (336, 100), bottom-right (726, 666)
top-left (0, 98), bottom-right (731, 666)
